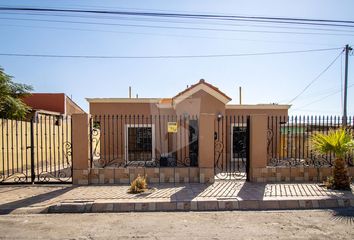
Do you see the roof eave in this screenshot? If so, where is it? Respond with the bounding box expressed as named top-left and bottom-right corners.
top-left (172, 83), bottom-right (231, 106)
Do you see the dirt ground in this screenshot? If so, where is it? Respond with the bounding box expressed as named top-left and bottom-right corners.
top-left (0, 209), bottom-right (353, 239)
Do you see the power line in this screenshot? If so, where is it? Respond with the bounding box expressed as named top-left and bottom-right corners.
top-left (0, 3), bottom-right (352, 29)
top-left (287, 49), bottom-right (344, 104)
top-left (0, 23), bottom-right (343, 49)
top-left (292, 85), bottom-right (344, 99)
top-left (1, 17), bottom-right (354, 36)
top-left (1, 6), bottom-right (354, 23)
top-left (1, 7), bottom-right (354, 28)
top-left (0, 47), bottom-right (342, 59)
top-left (294, 82), bottom-right (354, 109)
top-left (0, 23), bottom-right (336, 46)
top-left (1, 12), bottom-right (354, 34)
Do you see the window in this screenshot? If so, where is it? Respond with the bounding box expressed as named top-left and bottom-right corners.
top-left (125, 125), bottom-right (155, 162)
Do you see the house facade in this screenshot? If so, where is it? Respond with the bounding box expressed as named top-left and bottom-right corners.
top-left (86, 79), bottom-right (290, 180)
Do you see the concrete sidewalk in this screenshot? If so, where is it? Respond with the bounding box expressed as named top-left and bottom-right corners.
top-left (0, 181), bottom-right (353, 214)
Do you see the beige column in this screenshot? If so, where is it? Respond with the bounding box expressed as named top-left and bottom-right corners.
top-left (249, 114), bottom-right (268, 182)
top-left (72, 113), bottom-right (90, 185)
top-left (198, 113), bottom-right (215, 183)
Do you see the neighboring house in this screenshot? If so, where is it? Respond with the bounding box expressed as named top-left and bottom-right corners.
top-left (0, 93), bottom-right (83, 179)
top-left (23, 93), bottom-right (85, 118)
top-left (86, 79), bottom-right (290, 167)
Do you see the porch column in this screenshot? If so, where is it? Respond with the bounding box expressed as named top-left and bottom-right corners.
top-left (72, 113), bottom-right (90, 185)
top-left (249, 114), bottom-right (268, 182)
top-left (198, 113), bottom-right (215, 183)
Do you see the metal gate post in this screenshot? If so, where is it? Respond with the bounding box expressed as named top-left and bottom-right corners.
top-left (246, 116), bottom-right (250, 182)
top-left (30, 116), bottom-right (35, 183)
top-left (89, 117), bottom-right (93, 168)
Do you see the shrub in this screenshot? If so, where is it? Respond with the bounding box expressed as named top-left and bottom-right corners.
top-left (128, 175), bottom-right (148, 194)
top-left (311, 128), bottom-right (353, 190)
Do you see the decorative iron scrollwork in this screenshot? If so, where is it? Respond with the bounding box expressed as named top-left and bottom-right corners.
top-left (267, 128), bottom-right (274, 161)
top-left (268, 150), bottom-right (334, 168)
top-left (37, 169), bottom-right (72, 183)
top-left (177, 157), bottom-right (191, 167)
top-left (0, 172), bottom-right (28, 183)
top-left (214, 140), bottom-right (224, 169)
top-left (63, 142), bottom-right (72, 165)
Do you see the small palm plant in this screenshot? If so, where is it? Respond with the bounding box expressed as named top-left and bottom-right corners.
top-left (311, 128), bottom-right (353, 190)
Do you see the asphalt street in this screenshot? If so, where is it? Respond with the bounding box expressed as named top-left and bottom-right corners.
top-left (0, 209), bottom-right (353, 239)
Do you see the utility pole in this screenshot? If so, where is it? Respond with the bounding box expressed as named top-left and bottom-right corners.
top-left (343, 44), bottom-right (352, 126)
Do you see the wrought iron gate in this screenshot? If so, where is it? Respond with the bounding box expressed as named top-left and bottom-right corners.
top-left (89, 115), bottom-right (199, 168)
top-left (214, 115), bottom-right (250, 181)
top-left (0, 116), bottom-right (72, 184)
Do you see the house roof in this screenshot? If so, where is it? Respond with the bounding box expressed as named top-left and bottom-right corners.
top-left (86, 80), bottom-right (290, 111)
top-left (173, 79), bottom-right (232, 105)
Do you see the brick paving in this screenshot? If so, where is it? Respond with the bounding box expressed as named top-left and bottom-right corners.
top-left (0, 181), bottom-right (353, 214)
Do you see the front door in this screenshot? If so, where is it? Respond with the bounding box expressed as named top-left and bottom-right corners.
top-left (214, 116), bottom-right (250, 181)
top-left (231, 124), bottom-right (248, 171)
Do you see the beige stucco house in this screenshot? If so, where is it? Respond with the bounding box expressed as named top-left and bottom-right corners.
top-left (85, 79), bottom-right (290, 180)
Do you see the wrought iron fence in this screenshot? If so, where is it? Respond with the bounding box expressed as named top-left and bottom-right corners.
top-left (0, 115), bottom-right (72, 184)
top-left (90, 115), bottom-right (199, 168)
top-left (267, 115), bottom-right (354, 167)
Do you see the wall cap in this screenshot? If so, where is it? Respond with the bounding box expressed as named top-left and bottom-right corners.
top-left (226, 104), bottom-right (291, 110)
top-left (86, 98), bottom-right (160, 103)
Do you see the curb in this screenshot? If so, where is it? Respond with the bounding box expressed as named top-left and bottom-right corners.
top-left (47, 198), bottom-right (354, 213)
top-left (0, 206), bottom-right (48, 215)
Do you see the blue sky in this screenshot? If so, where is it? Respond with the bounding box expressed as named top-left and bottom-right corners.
top-left (0, 0), bottom-right (353, 115)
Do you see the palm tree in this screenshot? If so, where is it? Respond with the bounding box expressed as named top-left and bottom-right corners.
top-left (311, 128), bottom-right (353, 190)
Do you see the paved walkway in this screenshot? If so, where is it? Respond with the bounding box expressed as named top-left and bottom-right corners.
top-left (0, 181), bottom-right (353, 214)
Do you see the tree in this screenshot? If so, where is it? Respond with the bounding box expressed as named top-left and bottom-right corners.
top-left (311, 128), bottom-right (353, 190)
top-left (0, 66), bottom-right (33, 119)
